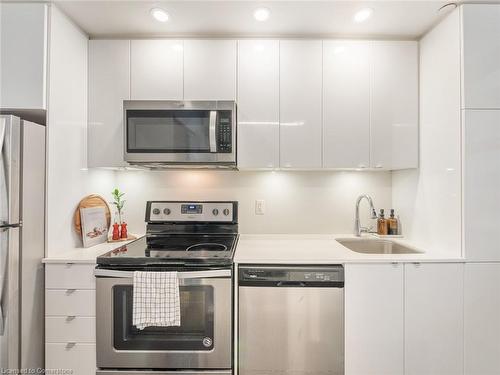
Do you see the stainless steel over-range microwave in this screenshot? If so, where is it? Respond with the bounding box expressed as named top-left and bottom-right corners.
top-left (124, 100), bottom-right (237, 168)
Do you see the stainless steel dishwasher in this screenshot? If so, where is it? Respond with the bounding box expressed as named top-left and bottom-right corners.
top-left (238, 265), bottom-right (344, 375)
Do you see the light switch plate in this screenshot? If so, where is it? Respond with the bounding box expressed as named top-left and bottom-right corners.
top-left (255, 199), bottom-right (265, 215)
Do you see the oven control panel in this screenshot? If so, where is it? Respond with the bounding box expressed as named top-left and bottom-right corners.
top-left (147, 201), bottom-right (237, 223)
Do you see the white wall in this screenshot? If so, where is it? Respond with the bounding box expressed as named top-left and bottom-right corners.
top-left (46, 5), bottom-right (114, 255)
top-left (392, 8), bottom-right (462, 257)
top-left (114, 170), bottom-right (392, 235)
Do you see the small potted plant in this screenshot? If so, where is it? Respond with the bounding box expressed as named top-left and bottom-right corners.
top-left (111, 188), bottom-right (127, 239)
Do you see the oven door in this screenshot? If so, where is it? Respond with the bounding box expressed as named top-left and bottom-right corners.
top-left (124, 101), bottom-right (236, 165)
top-left (96, 269), bottom-right (232, 370)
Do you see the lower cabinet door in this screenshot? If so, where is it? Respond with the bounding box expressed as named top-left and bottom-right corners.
top-left (344, 263), bottom-right (404, 375)
top-left (46, 343), bottom-right (96, 375)
top-left (405, 263), bottom-right (464, 375)
top-left (464, 263), bottom-right (500, 374)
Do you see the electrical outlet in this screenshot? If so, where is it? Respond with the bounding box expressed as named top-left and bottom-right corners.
top-left (255, 200), bottom-right (265, 215)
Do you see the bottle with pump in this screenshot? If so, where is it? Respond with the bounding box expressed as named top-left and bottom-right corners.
top-left (377, 209), bottom-right (388, 235)
top-left (388, 209), bottom-right (398, 235)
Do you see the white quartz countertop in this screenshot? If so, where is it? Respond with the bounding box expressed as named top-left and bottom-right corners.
top-left (42, 235), bottom-right (144, 264)
top-left (234, 234), bottom-right (464, 264)
top-left (42, 233), bottom-right (464, 264)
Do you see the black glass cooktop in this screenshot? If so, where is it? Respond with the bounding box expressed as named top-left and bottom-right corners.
top-left (97, 234), bottom-right (238, 267)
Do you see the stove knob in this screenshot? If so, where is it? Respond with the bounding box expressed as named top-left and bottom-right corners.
top-left (152, 208), bottom-right (160, 215)
top-left (223, 208), bottom-right (230, 216)
top-left (163, 208), bottom-right (171, 215)
top-left (212, 208), bottom-right (219, 216)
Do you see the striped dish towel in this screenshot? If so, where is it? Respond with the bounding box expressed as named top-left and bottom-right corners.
top-left (132, 271), bottom-right (181, 330)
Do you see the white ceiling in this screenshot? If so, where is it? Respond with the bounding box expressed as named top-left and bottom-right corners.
top-left (55, 0), bottom-right (454, 39)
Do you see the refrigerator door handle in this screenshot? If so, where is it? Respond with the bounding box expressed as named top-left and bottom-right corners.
top-left (0, 116), bottom-right (20, 227)
top-left (0, 223), bottom-right (20, 229)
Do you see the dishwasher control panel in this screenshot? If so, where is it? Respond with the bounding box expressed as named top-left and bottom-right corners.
top-left (239, 265), bottom-right (344, 287)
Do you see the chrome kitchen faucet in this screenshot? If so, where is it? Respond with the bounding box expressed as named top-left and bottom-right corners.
top-left (354, 195), bottom-right (378, 237)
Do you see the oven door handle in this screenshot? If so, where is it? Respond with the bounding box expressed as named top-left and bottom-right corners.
top-left (209, 110), bottom-right (217, 153)
top-left (94, 268), bottom-right (231, 279)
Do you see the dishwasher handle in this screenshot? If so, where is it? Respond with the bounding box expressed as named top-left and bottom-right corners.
top-left (277, 281), bottom-right (306, 287)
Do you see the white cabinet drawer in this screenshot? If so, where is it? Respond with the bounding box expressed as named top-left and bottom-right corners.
top-left (45, 263), bottom-right (96, 289)
top-left (46, 316), bottom-right (96, 343)
top-left (46, 343), bottom-right (96, 375)
top-left (45, 289), bottom-right (96, 316)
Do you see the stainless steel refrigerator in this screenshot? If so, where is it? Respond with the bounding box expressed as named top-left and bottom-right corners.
top-left (0, 115), bottom-right (45, 371)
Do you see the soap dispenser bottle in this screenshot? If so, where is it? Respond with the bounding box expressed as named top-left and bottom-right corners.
top-left (388, 209), bottom-right (398, 235)
top-left (377, 209), bottom-right (388, 235)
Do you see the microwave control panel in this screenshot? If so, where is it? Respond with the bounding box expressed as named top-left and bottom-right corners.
top-left (217, 111), bottom-right (232, 153)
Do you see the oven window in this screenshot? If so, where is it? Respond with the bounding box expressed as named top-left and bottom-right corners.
top-left (113, 285), bottom-right (215, 350)
top-left (127, 110), bottom-right (211, 153)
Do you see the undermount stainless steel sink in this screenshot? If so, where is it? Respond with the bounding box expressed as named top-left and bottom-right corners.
top-left (336, 238), bottom-right (422, 254)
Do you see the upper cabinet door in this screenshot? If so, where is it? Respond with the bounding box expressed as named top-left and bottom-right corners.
top-left (88, 40), bottom-right (130, 168)
top-left (279, 40), bottom-right (322, 168)
top-left (371, 41), bottom-right (418, 170)
top-left (237, 40), bottom-right (280, 169)
top-left (462, 4), bottom-right (500, 109)
top-left (323, 41), bottom-right (370, 169)
top-left (464, 110), bottom-right (500, 260)
top-left (184, 40), bottom-right (237, 100)
top-left (130, 40), bottom-right (183, 100)
top-left (0, 3), bottom-right (48, 110)
top-left (405, 263), bottom-right (464, 375)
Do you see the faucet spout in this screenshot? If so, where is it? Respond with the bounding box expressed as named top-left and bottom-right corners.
top-left (354, 194), bottom-right (377, 237)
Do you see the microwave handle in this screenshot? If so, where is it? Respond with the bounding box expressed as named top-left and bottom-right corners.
top-left (209, 110), bottom-right (217, 153)
top-left (94, 268), bottom-right (231, 279)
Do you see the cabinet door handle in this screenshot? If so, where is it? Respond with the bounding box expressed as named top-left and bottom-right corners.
top-left (66, 316), bottom-right (76, 322)
top-left (65, 342), bottom-right (76, 349)
top-left (65, 289), bottom-right (76, 295)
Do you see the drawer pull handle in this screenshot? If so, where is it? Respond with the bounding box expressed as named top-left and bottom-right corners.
top-left (65, 263), bottom-right (74, 268)
top-left (65, 342), bottom-right (76, 349)
top-left (65, 289), bottom-right (76, 295)
top-left (66, 316), bottom-right (76, 322)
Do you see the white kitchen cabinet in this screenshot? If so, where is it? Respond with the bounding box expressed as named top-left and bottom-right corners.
top-left (130, 40), bottom-right (183, 100)
top-left (46, 317), bottom-right (96, 343)
top-left (237, 40), bottom-right (280, 169)
top-left (404, 263), bottom-right (464, 375)
top-left (371, 41), bottom-right (418, 170)
top-left (184, 40), bottom-right (237, 100)
top-left (46, 343), bottom-right (96, 375)
top-left (0, 3), bottom-right (48, 109)
top-left (88, 39), bottom-right (130, 168)
top-left (464, 110), bottom-right (500, 260)
top-left (461, 4), bottom-right (500, 109)
top-left (323, 41), bottom-right (370, 168)
top-left (279, 40), bottom-right (322, 168)
top-left (45, 263), bottom-right (96, 289)
top-left (45, 290), bottom-right (96, 316)
top-left (464, 263), bottom-right (500, 375)
top-left (45, 261), bottom-right (97, 374)
top-left (344, 263), bottom-right (404, 375)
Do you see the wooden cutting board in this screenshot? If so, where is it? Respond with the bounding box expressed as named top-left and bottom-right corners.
top-left (74, 194), bottom-right (111, 236)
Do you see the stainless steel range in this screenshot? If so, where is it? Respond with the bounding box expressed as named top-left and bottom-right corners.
top-left (95, 201), bottom-right (238, 375)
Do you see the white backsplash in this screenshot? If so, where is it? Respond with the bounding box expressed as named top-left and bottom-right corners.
top-left (113, 170), bottom-right (392, 235)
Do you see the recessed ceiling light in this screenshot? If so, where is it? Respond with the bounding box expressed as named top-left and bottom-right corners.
top-left (150, 8), bottom-right (169, 23)
top-left (353, 8), bottom-right (373, 23)
top-left (254, 7), bottom-right (270, 22)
